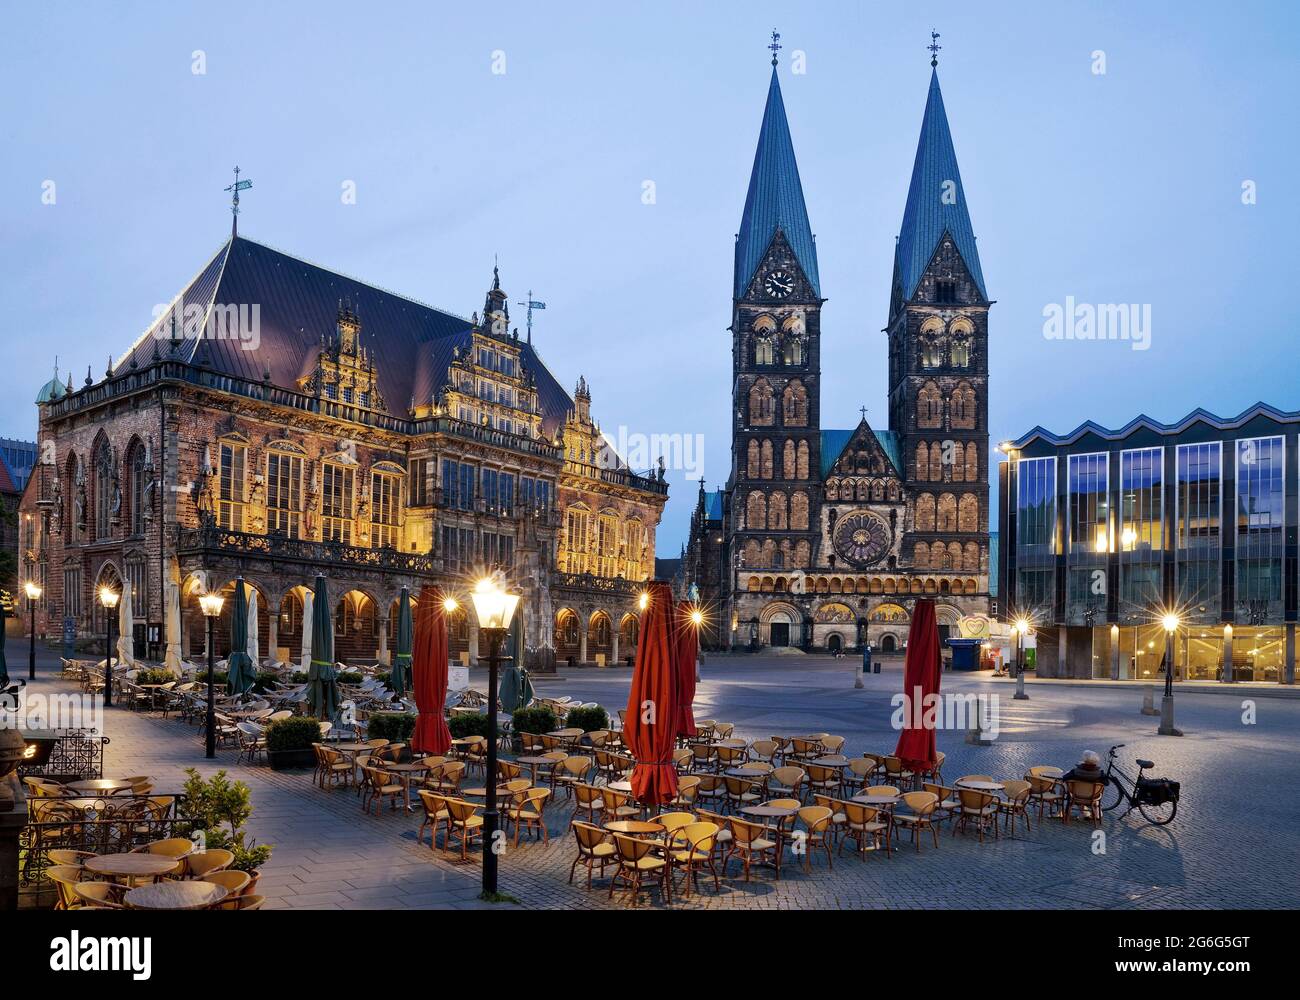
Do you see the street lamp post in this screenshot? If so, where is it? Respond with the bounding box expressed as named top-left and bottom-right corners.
top-left (1013, 618), bottom-right (1030, 700)
top-left (99, 587), bottom-right (120, 707)
top-left (24, 581), bottom-right (42, 681)
top-left (1158, 613), bottom-right (1183, 736)
top-left (469, 577), bottom-right (520, 898)
top-left (199, 592), bottom-right (226, 759)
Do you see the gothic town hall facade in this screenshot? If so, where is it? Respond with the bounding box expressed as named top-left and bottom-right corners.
top-left (683, 61), bottom-right (992, 653)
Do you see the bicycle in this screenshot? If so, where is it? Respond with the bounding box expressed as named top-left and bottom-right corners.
top-left (1098, 744), bottom-right (1179, 825)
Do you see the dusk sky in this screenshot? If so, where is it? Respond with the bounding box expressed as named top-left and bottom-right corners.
top-left (4, 1), bottom-right (1296, 555)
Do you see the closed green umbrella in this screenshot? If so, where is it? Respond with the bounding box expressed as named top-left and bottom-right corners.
top-left (500, 610), bottom-right (532, 712)
top-left (226, 579), bottom-right (256, 695)
top-left (390, 588), bottom-right (413, 697)
top-left (306, 575), bottom-right (339, 721)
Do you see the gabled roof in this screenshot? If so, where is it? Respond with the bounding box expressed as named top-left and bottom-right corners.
top-left (113, 235), bottom-right (576, 435)
top-left (735, 68), bottom-right (820, 299)
top-left (897, 69), bottom-right (986, 301)
top-left (1008, 402), bottom-right (1300, 450)
top-left (820, 423), bottom-right (902, 480)
top-left (703, 489), bottom-right (724, 522)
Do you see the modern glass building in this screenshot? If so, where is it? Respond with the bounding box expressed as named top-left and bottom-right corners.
top-left (996, 404), bottom-right (1297, 683)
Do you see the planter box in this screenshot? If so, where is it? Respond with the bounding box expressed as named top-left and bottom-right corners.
top-left (267, 748), bottom-right (316, 771)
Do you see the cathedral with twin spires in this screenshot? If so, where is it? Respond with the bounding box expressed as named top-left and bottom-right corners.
top-left (683, 39), bottom-right (992, 653)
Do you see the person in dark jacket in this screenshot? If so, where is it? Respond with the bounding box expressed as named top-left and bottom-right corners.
top-left (1059, 750), bottom-right (1108, 785)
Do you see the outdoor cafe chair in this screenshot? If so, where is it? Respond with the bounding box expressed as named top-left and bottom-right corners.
top-left (445, 799), bottom-right (484, 860)
top-left (1026, 775), bottom-right (1064, 820)
top-left (672, 748), bottom-right (694, 774)
top-left (748, 739), bottom-right (780, 765)
top-left (807, 764), bottom-right (842, 799)
top-left (74, 881), bottom-right (127, 909)
top-left (724, 817), bottom-right (779, 882)
top-left (535, 751), bottom-right (568, 786)
top-left (998, 779), bottom-right (1033, 834)
top-left (417, 791), bottom-right (450, 848)
top-left (540, 734), bottom-right (568, 753)
top-left (691, 720), bottom-right (717, 745)
top-left (186, 849), bottom-right (235, 878)
top-left (694, 808), bottom-right (733, 859)
top-left (609, 834), bottom-right (670, 906)
top-left (506, 787), bottom-right (551, 846)
top-left (694, 773), bottom-right (726, 809)
top-left (691, 743), bottom-right (719, 773)
top-left (553, 756), bottom-right (593, 798)
top-left (46, 866), bottom-right (88, 909)
top-left (955, 788), bottom-right (999, 842)
top-left (669, 821), bottom-right (721, 897)
top-left (496, 759), bottom-right (523, 782)
top-left (920, 750), bottom-right (946, 784)
top-left (655, 811), bottom-right (697, 842)
top-left (417, 755), bottom-right (448, 769)
top-left (843, 758), bottom-right (876, 796)
top-left (47, 849), bottom-right (94, 867)
top-left (882, 756), bottom-right (914, 788)
top-left (607, 754), bottom-right (635, 783)
top-left (764, 798), bottom-right (802, 836)
top-left (236, 723), bottom-right (267, 765)
top-left (569, 821), bottom-right (617, 888)
top-left (892, 791), bottom-right (941, 851)
top-left (669, 775), bottom-right (701, 810)
top-left (923, 782), bottom-right (962, 831)
top-left (839, 800), bottom-right (890, 859)
top-left (202, 869), bottom-right (251, 898)
top-left (375, 743), bottom-right (406, 763)
top-left (1063, 780), bottom-right (1105, 827)
top-left (724, 775), bottom-right (762, 812)
top-left (716, 745), bottom-right (747, 769)
top-left (820, 735), bottom-right (847, 754)
top-left (766, 766), bottom-right (806, 801)
top-left (812, 794), bottom-right (848, 842)
top-left (714, 723), bottom-right (736, 740)
top-left (796, 806), bottom-right (835, 873)
top-left (423, 761), bottom-right (466, 796)
top-left (788, 737), bottom-right (822, 764)
top-left (360, 766), bottom-right (405, 815)
top-left (317, 747), bottom-right (352, 789)
top-left (601, 787), bottom-right (640, 823)
top-left (573, 783), bottom-right (605, 824)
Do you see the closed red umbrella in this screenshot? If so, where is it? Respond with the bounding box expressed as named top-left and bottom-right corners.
top-left (673, 605), bottom-right (699, 739)
top-left (412, 585), bottom-right (452, 756)
top-left (893, 598), bottom-right (942, 776)
top-left (625, 582), bottom-right (679, 806)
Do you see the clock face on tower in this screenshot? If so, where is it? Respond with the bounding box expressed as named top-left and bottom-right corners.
top-left (833, 511), bottom-right (892, 567)
top-left (763, 269), bottom-right (794, 299)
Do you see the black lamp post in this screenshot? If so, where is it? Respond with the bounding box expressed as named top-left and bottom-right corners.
top-left (469, 577), bottom-right (520, 898)
top-left (99, 587), bottom-right (119, 707)
top-left (25, 581), bottom-right (42, 681)
top-left (1158, 612), bottom-right (1182, 736)
top-left (1012, 617), bottom-right (1030, 700)
top-left (200, 592), bottom-right (226, 759)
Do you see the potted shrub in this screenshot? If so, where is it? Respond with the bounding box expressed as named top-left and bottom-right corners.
top-left (264, 716), bottom-right (322, 770)
top-left (448, 713), bottom-right (492, 740)
top-left (563, 705), bottom-right (608, 736)
top-left (509, 705), bottom-right (559, 750)
top-left (135, 667), bottom-right (175, 686)
top-left (178, 768), bottom-right (273, 895)
top-left (367, 711), bottom-right (416, 753)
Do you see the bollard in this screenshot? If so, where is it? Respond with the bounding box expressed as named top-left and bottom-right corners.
top-left (1014, 669), bottom-right (1028, 700)
top-left (964, 706), bottom-right (992, 746)
top-left (874, 661), bottom-right (881, 674)
top-left (854, 663), bottom-right (864, 689)
top-left (1140, 685), bottom-right (1159, 716)
top-left (1158, 696), bottom-right (1184, 736)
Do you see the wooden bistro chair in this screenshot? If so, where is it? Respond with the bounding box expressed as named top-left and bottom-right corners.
top-left (923, 782), bottom-right (962, 832)
top-left (723, 775), bottom-right (762, 813)
top-left (796, 805), bottom-right (835, 873)
top-left (724, 817), bottom-right (780, 882)
top-left (1026, 774), bottom-right (1065, 820)
top-left (812, 794), bottom-right (849, 844)
top-left (202, 869), bottom-right (251, 899)
top-left (73, 882), bottom-right (126, 909)
top-left (573, 783), bottom-right (605, 824)
top-left (672, 748), bottom-right (694, 775)
top-left (569, 821), bottom-right (617, 888)
top-left (998, 779), bottom-right (1033, 834)
top-left (839, 800), bottom-right (890, 860)
top-left (882, 756), bottom-right (914, 788)
top-left (668, 821), bottom-right (721, 898)
top-left (806, 764), bottom-right (842, 800)
top-left (749, 739), bottom-right (780, 765)
top-left (44, 865), bottom-right (87, 910)
top-left (766, 766), bottom-right (806, 802)
top-left (694, 808), bottom-right (734, 861)
top-left (496, 759), bottom-right (523, 782)
top-left (360, 765), bottom-right (405, 815)
top-left (955, 788), bottom-right (1000, 842)
top-left (655, 811), bottom-right (697, 842)
top-left (186, 849), bottom-right (235, 879)
top-left (423, 761), bottom-right (466, 797)
top-left (609, 833), bottom-right (669, 906)
top-left (1064, 780), bottom-right (1105, 827)
top-left (843, 757), bottom-right (877, 797)
top-left (601, 787), bottom-right (640, 824)
top-left (715, 745), bottom-right (747, 771)
top-left (552, 756), bottom-right (593, 799)
top-left (669, 775), bottom-right (701, 810)
top-left (506, 788), bottom-right (551, 847)
top-left (417, 791), bottom-right (451, 849)
top-left (690, 743), bottom-right (719, 773)
top-left (445, 798), bottom-right (485, 860)
top-left (891, 791), bottom-right (941, 851)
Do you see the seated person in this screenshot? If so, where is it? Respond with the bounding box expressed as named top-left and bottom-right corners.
top-left (1058, 750), bottom-right (1107, 785)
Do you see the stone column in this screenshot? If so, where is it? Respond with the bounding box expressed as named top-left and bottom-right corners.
top-left (267, 607), bottom-right (279, 664)
top-left (579, 624), bottom-right (588, 665)
top-left (377, 616), bottom-right (389, 666)
top-left (610, 623), bottom-right (620, 665)
top-left (468, 623), bottom-right (479, 666)
top-left (1222, 625), bottom-right (1233, 683)
top-left (1110, 625), bottom-right (1120, 680)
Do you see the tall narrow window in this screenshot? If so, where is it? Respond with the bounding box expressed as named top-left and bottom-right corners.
top-left (322, 463), bottom-right (354, 544)
top-left (371, 470), bottom-right (402, 549)
top-left (218, 441), bottom-right (247, 531)
top-left (566, 507), bottom-right (590, 573)
top-left (130, 445), bottom-right (147, 536)
top-left (266, 451), bottom-right (302, 538)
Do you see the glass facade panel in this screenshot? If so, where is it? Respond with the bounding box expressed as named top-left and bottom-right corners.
top-left (1175, 442), bottom-right (1221, 622)
top-left (1230, 626), bottom-right (1285, 682)
top-left (1118, 447), bottom-right (1162, 614)
top-left (1234, 436), bottom-right (1284, 624)
top-left (1066, 453), bottom-right (1109, 625)
top-left (1014, 456), bottom-right (1056, 616)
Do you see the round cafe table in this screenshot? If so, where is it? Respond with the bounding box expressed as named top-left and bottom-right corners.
top-left (84, 852), bottom-right (185, 882)
top-left (382, 762), bottom-right (430, 811)
top-left (604, 820), bottom-right (664, 836)
top-left (515, 755), bottom-right (554, 783)
top-left (738, 805), bottom-right (798, 878)
top-left (608, 780), bottom-right (634, 794)
top-left (955, 779), bottom-right (1005, 793)
top-left (125, 880), bottom-right (226, 910)
top-left (547, 728), bottom-right (584, 739)
top-left (807, 757), bottom-right (849, 768)
top-left (67, 779), bottom-right (136, 795)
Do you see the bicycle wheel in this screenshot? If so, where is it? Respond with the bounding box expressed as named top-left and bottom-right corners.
top-left (1099, 780), bottom-right (1125, 812)
top-left (1139, 798), bottom-right (1177, 825)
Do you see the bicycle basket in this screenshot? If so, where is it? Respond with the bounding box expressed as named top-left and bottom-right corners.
top-left (1136, 777), bottom-right (1180, 805)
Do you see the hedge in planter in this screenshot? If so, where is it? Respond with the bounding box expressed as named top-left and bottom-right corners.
top-left (448, 713), bottom-right (492, 739)
top-left (511, 705), bottom-right (559, 736)
top-left (563, 705), bottom-right (608, 733)
top-left (367, 711), bottom-right (416, 742)
top-left (265, 716), bottom-right (321, 769)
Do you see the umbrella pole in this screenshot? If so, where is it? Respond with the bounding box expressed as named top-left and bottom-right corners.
top-left (481, 626), bottom-right (506, 896)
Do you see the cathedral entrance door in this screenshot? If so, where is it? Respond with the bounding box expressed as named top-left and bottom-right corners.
top-left (770, 623), bottom-right (790, 647)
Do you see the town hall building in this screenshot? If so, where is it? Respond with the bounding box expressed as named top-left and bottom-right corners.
top-left (683, 43), bottom-right (993, 652)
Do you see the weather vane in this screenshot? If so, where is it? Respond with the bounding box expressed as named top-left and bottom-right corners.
top-left (224, 166), bottom-right (253, 237)
top-left (768, 30), bottom-right (782, 67)
top-left (928, 30), bottom-right (942, 68)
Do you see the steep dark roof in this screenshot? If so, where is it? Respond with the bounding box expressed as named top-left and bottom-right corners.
top-left (897, 70), bottom-right (986, 300)
top-left (115, 235), bottom-right (576, 435)
top-left (735, 68), bottom-right (820, 299)
top-left (819, 426), bottom-right (902, 479)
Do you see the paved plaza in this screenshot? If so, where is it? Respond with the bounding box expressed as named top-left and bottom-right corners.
top-left (27, 652), bottom-right (1300, 910)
